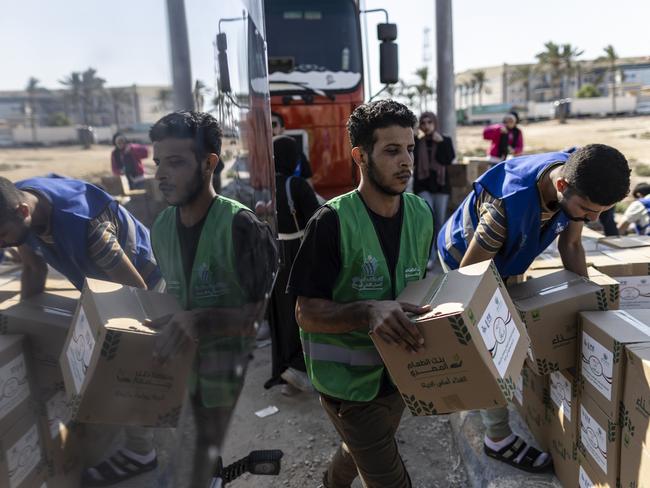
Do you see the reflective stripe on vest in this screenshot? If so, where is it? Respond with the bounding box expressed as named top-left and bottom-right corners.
top-left (302, 339), bottom-right (383, 366)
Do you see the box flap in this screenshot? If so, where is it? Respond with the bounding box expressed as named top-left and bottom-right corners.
top-left (508, 270), bottom-right (600, 310)
top-left (581, 310), bottom-right (650, 344)
top-left (599, 236), bottom-right (650, 249)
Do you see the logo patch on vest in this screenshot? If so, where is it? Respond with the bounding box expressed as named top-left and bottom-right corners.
top-left (554, 221), bottom-right (568, 234)
top-left (193, 262), bottom-right (230, 299)
top-left (352, 255), bottom-right (384, 291)
top-left (404, 266), bottom-right (422, 282)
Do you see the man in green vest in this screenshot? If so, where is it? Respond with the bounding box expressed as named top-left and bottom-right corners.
top-left (288, 100), bottom-right (434, 488)
top-left (147, 111), bottom-right (277, 486)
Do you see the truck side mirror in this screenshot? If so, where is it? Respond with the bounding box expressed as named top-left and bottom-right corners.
top-left (378, 23), bottom-right (398, 84)
top-left (216, 33), bottom-right (232, 93)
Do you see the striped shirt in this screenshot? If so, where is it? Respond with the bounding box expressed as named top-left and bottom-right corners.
top-left (472, 162), bottom-right (563, 254)
top-left (38, 205), bottom-right (129, 274)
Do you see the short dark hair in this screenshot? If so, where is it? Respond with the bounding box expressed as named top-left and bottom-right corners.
top-left (346, 99), bottom-right (417, 152)
top-left (0, 177), bottom-right (23, 221)
top-left (149, 111), bottom-right (223, 159)
top-left (112, 132), bottom-right (126, 145)
top-left (562, 144), bottom-right (630, 205)
top-left (271, 112), bottom-right (284, 127)
top-left (633, 182), bottom-right (650, 198)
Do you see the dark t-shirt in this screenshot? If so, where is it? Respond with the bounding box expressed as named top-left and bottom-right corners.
top-left (176, 200), bottom-right (277, 302)
top-left (287, 192), bottom-right (405, 300)
top-left (275, 174), bottom-right (320, 234)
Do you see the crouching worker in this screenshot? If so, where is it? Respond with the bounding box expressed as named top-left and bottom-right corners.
top-left (0, 174), bottom-right (162, 486)
top-left (147, 111), bottom-right (277, 487)
top-left (438, 144), bottom-right (630, 472)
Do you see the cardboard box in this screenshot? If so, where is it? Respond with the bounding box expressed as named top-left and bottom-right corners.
top-left (580, 310), bottom-right (650, 420)
top-left (590, 248), bottom-right (650, 309)
top-left (463, 158), bottom-right (492, 182)
top-left (599, 235), bottom-right (650, 249)
top-left (100, 175), bottom-right (130, 196)
top-left (578, 393), bottom-right (619, 487)
top-left (509, 270), bottom-right (611, 374)
top-left (0, 336), bottom-right (34, 437)
top-left (447, 164), bottom-right (468, 187)
top-left (549, 368), bottom-right (579, 435)
top-left (371, 260), bottom-right (530, 415)
top-left (0, 411), bottom-right (45, 488)
top-left (0, 294), bottom-right (77, 395)
top-left (59, 278), bottom-right (194, 427)
top-left (38, 388), bottom-right (83, 488)
top-left (513, 364), bottom-right (550, 450)
top-left (549, 402), bottom-right (579, 488)
top-left (577, 452), bottom-right (612, 487)
top-left (619, 343), bottom-right (650, 488)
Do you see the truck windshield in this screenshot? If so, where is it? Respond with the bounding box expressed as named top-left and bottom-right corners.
top-left (265, 0), bottom-right (362, 93)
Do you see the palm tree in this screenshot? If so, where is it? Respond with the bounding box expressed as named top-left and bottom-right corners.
top-left (109, 88), bottom-right (132, 130)
top-left (413, 67), bottom-right (434, 112)
top-left (510, 65), bottom-right (533, 102)
top-left (536, 42), bottom-right (583, 99)
top-left (471, 70), bottom-right (487, 106)
top-left (599, 45), bottom-right (619, 118)
top-left (80, 68), bottom-right (106, 125)
top-left (155, 89), bottom-right (174, 113)
top-left (25, 77), bottom-right (42, 144)
top-left (60, 72), bottom-right (83, 123)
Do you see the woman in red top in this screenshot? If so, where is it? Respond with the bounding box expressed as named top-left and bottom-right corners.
top-left (483, 112), bottom-right (523, 162)
top-left (111, 132), bottom-right (148, 189)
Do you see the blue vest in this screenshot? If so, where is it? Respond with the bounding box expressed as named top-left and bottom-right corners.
top-left (16, 177), bottom-right (161, 290)
top-left (438, 152), bottom-right (572, 277)
top-left (635, 198), bottom-right (650, 235)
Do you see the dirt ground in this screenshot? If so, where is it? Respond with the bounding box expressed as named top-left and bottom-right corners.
top-left (1, 115), bottom-right (649, 185)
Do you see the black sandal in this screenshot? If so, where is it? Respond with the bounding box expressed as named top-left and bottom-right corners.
top-left (82, 449), bottom-right (158, 487)
top-left (484, 435), bottom-right (553, 473)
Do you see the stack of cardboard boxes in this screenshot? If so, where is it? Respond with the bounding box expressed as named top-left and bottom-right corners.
top-left (508, 235), bottom-right (650, 486)
top-left (377, 230), bottom-right (650, 486)
top-left (0, 265), bottom-right (194, 487)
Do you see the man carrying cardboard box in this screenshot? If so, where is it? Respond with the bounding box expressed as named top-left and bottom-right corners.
top-left (0, 175), bottom-right (166, 484)
top-left (288, 100), bottom-right (433, 488)
top-left (148, 111), bottom-right (277, 487)
top-left (438, 144), bottom-right (631, 472)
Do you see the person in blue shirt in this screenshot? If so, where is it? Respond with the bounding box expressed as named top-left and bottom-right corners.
top-left (0, 175), bottom-right (162, 485)
top-left (438, 144), bottom-right (630, 473)
top-left (618, 182), bottom-right (650, 235)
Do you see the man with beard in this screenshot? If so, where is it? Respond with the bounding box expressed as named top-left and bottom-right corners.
top-left (0, 175), bottom-right (163, 485)
top-left (147, 111), bottom-right (277, 486)
top-left (288, 100), bottom-right (433, 488)
top-left (438, 144), bottom-right (630, 473)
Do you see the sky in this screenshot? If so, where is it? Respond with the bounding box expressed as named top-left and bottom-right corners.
top-left (1, 0), bottom-right (649, 92)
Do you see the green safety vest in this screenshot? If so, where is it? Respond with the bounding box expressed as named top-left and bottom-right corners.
top-left (151, 196), bottom-right (251, 408)
top-left (300, 191), bottom-right (433, 401)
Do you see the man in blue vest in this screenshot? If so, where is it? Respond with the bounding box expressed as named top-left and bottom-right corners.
top-left (438, 144), bottom-right (630, 472)
top-left (0, 174), bottom-right (162, 485)
top-left (288, 100), bottom-right (434, 488)
top-left (618, 182), bottom-right (650, 235)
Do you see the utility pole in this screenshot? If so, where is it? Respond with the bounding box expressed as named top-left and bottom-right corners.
top-left (166, 0), bottom-right (194, 111)
top-left (435, 0), bottom-right (456, 144)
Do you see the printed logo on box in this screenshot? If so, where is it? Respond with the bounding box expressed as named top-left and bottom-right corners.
top-left (581, 332), bottom-right (613, 401)
top-left (6, 424), bottom-right (41, 488)
top-left (0, 354), bottom-right (30, 421)
top-left (66, 306), bottom-right (96, 393)
top-left (578, 465), bottom-right (594, 488)
top-left (46, 391), bottom-right (72, 440)
top-left (476, 287), bottom-right (520, 378)
top-left (580, 404), bottom-right (608, 473)
top-left (616, 276), bottom-right (650, 310)
top-left (550, 371), bottom-right (572, 422)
